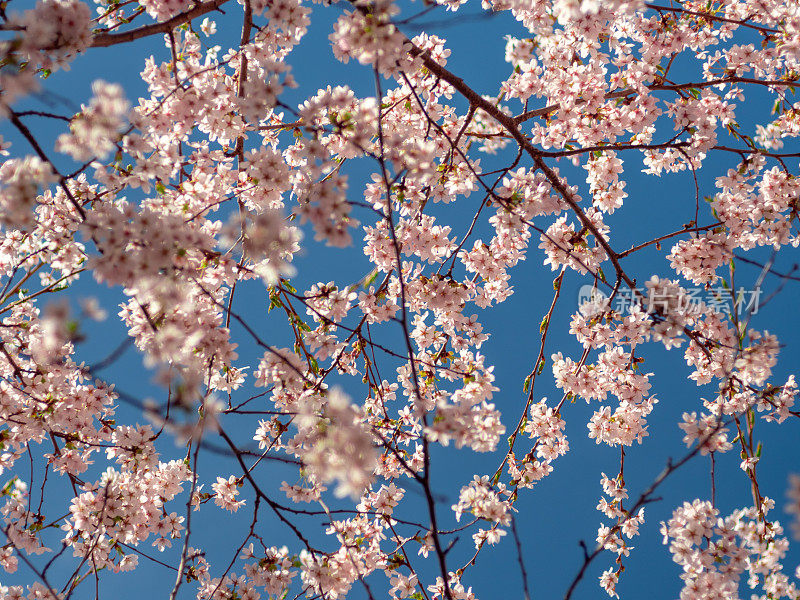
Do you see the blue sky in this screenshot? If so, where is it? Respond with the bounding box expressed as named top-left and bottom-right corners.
top-left (2, 1), bottom-right (800, 599)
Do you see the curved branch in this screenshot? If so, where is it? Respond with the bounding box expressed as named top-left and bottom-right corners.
top-left (90, 0), bottom-right (231, 48)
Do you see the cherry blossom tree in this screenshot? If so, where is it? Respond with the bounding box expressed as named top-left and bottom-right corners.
top-left (0, 0), bottom-right (799, 599)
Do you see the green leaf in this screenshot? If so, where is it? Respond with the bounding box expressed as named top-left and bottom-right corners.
top-left (363, 268), bottom-right (379, 289)
top-left (522, 374), bottom-right (532, 393)
top-left (1, 477), bottom-right (18, 497)
top-left (268, 292), bottom-right (283, 312)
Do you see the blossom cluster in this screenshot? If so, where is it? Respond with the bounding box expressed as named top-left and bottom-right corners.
top-left (0, 1), bottom-right (799, 600)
